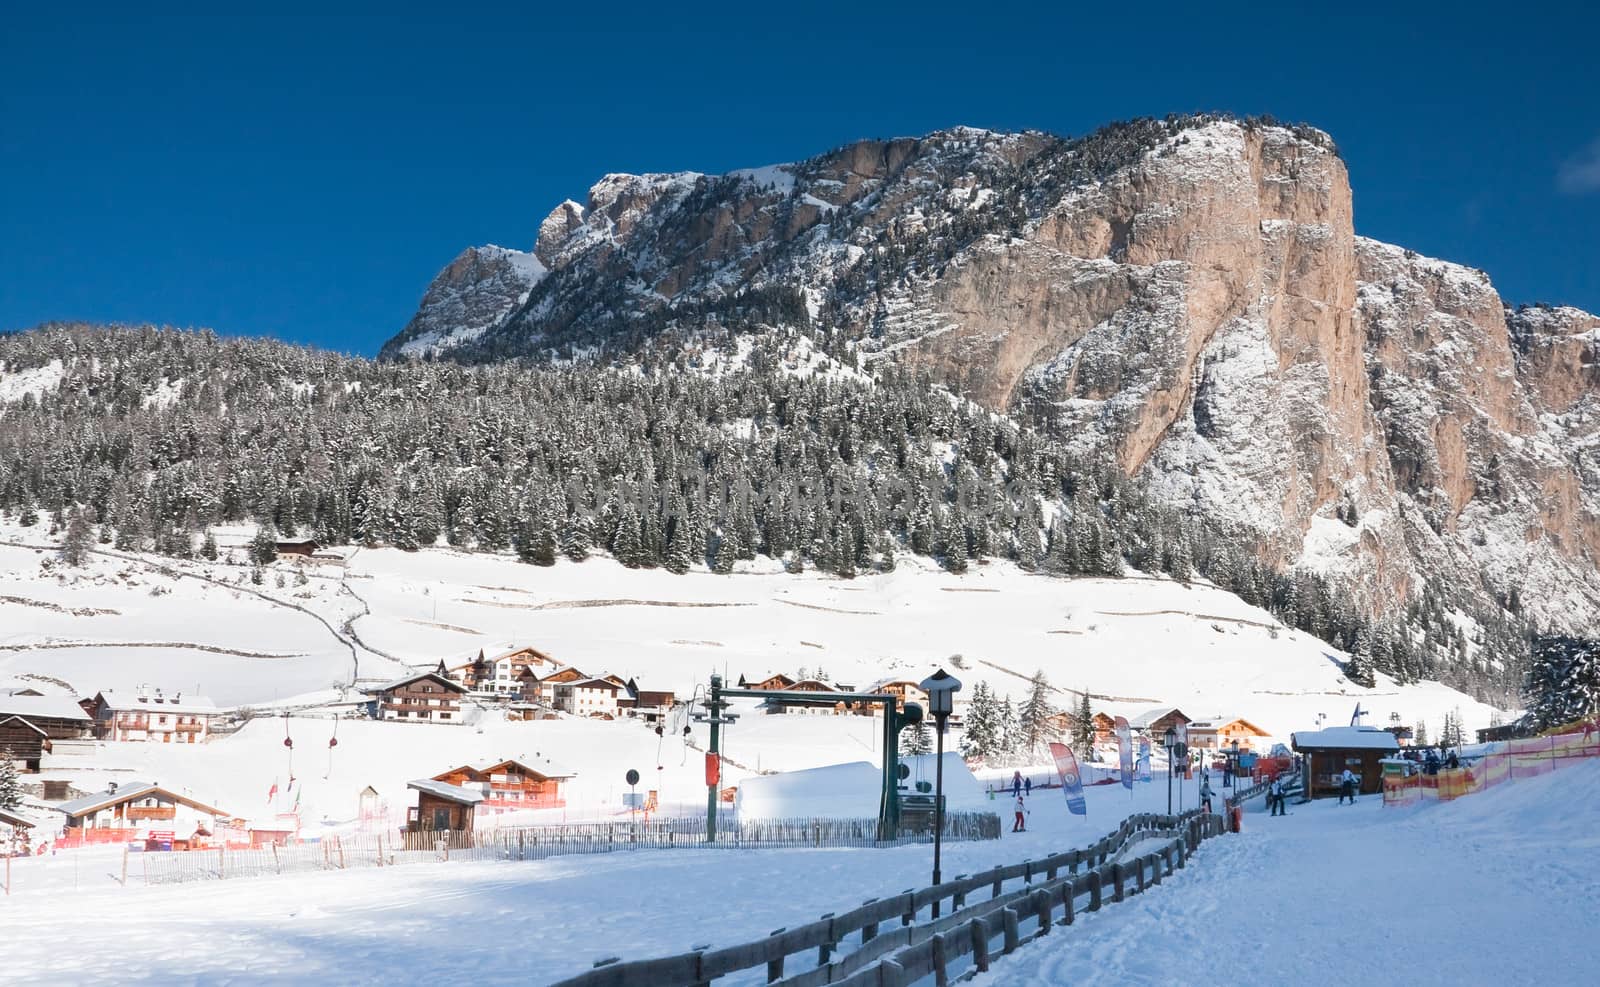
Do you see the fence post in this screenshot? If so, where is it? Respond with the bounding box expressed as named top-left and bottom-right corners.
top-left (376, 834), bottom-right (383, 867)
top-left (1033, 890), bottom-right (1052, 935)
top-left (272, 841), bottom-right (281, 875)
top-left (1148, 852), bottom-right (1161, 887)
top-left (337, 837), bottom-right (345, 869)
top-left (931, 932), bottom-right (950, 987)
top-left (817, 913), bottom-right (836, 968)
top-left (121, 845), bottom-right (129, 887)
top-left (861, 898), bottom-right (879, 943)
top-left (1002, 907), bottom-right (1020, 955)
top-left (219, 843), bottom-right (226, 880)
top-left (1088, 870), bottom-right (1102, 911)
top-left (1111, 862), bottom-right (1125, 903)
top-left (1060, 881), bottom-right (1075, 926)
top-left (901, 888), bottom-right (916, 927)
top-left (765, 927), bottom-right (785, 983)
top-left (969, 916), bottom-right (990, 972)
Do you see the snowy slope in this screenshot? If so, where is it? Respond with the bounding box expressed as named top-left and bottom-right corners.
top-left (1, 517), bottom-right (1502, 833)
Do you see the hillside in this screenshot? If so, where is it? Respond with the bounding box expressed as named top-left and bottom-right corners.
top-left (382, 115), bottom-right (1600, 643)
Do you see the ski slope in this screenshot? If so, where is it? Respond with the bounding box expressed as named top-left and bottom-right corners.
top-left (0, 518), bottom-right (1504, 831)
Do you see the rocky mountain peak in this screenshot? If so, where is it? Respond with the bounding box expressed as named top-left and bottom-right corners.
top-left (380, 113), bottom-right (1600, 633)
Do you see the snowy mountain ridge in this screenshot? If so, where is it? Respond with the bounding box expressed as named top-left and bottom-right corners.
top-left (382, 114), bottom-right (1600, 637)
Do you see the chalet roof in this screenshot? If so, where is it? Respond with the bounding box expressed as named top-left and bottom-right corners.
top-left (562, 677), bottom-right (623, 692)
top-left (439, 755), bottom-right (579, 782)
top-left (1188, 717), bottom-right (1270, 736)
top-left (365, 671), bottom-right (468, 695)
top-left (1129, 707), bottom-right (1189, 729)
top-left (0, 806), bottom-right (35, 828)
top-left (407, 779), bottom-right (486, 806)
top-left (0, 715), bottom-right (48, 736)
top-left (787, 679), bottom-right (838, 692)
top-left (867, 678), bottom-right (926, 692)
top-left (1291, 726), bottom-right (1401, 753)
top-left (93, 689), bottom-right (221, 716)
top-left (0, 693), bottom-right (92, 722)
top-left (55, 781), bottom-right (234, 819)
top-left (532, 666), bottom-right (587, 684)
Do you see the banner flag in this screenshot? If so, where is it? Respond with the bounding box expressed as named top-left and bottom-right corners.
top-left (1137, 736), bottom-right (1152, 782)
top-left (1048, 742), bottom-right (1087, 816)
top-left (1115, 716), bottom-right (1134, 791)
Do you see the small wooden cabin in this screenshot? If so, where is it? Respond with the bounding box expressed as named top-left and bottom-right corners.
top-left (274, 539), bottom-right (321, 557)
top-left (0, 716), bottom-right (52, 771)
top-left (432, 757), bottom-right (576, 811)
top-left (1291, 726), bottom-right (1400, 798)
top-left (406, 779), bottom-right (484, 832)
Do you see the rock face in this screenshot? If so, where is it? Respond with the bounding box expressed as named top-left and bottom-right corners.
top-left (389, 245), bottom-right (545, 358)
top-left (383, 116), bottom-right (1600, 630)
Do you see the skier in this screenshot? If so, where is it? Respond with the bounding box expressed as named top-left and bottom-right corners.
top-left (1200, 776), bottom-right (1215, 814)
top-left (1338, 767), bottom-right (1357, 804)
top-left (1024, 777), bottom-right (1032, 797)
top-left (1445, 750), bottom-right (1460, 770)
top-left (1269, 777), bottom-right (1285, 816)
top-left (1012, 794), bottom-right (1027, 832)
top-left (1011, 770), bottom-right (1023, 798)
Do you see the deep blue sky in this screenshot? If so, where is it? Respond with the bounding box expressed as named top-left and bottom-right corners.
top-left (3, 4), bottom-right (1596, 356)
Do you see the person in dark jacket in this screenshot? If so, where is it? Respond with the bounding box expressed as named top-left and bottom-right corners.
top-left (1011, 771), bottom-right (1023, 798)
top-left (1338, 768), bottom-right (1358, 804)
top-left (1024, 777), bottom-right (1032, 797)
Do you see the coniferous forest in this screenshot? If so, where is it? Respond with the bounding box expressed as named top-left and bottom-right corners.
top-left (0, 323), bottom-right (1532, 704)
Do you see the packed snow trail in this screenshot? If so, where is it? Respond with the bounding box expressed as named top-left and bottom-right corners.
top-left (970, 760), bottom-right (1600, 987)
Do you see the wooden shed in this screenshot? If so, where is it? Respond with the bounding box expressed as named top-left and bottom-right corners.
top-left (1291, 726), bottom-right (1400, 798)
top-left (406, 779), bottom-right (485, 832)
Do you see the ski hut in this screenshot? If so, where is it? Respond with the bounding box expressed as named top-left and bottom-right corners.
top-left (1291, 726), bottom-right (1399, 798)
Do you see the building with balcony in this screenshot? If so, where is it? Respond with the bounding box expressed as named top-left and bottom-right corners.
top-left (89, 688), bottom-right (221, 743)
top-left (55, 780), bottom-right (237, 839)
top-left (364, 671), bottom-right (468, 723)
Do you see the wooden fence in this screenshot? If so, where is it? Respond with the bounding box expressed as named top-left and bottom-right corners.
top-left (557, 808), bottom-right (1228, 987)
top-left (137, 812), bottom-right (1002, 887)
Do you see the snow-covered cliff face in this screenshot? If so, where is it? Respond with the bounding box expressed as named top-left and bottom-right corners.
top-left (393, 245), bottom-right (545, 357)
top-left (383, 116), bottom-right (1600, 630)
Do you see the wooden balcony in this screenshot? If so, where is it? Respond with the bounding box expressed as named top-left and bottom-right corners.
top-left (126, 805), bottom-right (176, 821)
top-left (174, 722), bottom-right (204, 734)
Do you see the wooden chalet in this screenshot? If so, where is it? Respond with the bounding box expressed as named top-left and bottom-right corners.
top-left (364, 671), bottom-right (468, 722)
top-left (448, 646), bottom-right (559, 696)
top-left (0, 692), bottom-right (93, 740)
top-left (521, 665), bottom-right (587, 705)
top-left (777, 679), bottom-right (847, 715)
top-left (618, 689), bottom-right (676, 722)
top-left (1129, 707), bottom-right (1191, 738)
top-left (1187, 717), bottom-right (1271, 751)
top-left (431, 756), bottom-right (577, 812)
top-left (867, 678), bottom-right (928, 714)
top-left (55, 780), bottom-right (238, 837)
top-left (406, 779), bottom-right (484, 832)
top-left (554, 677), bottom-right (622, 718)
top-left (1091, 712), bottom-right (1118, 744)
top-left (90, 687), bottom-right (221, 743)
top-left (1291, 726), bottom-right (1399, 798)
top-left (0, 716), bottom-right (52, 772)
top-left (741, 673), bottom-right (796, 692)
top-left (274, 539), bottom-right (321, 557)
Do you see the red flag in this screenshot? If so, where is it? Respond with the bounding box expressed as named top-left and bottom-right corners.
top-left (267, 779), bottom-right (278, 804)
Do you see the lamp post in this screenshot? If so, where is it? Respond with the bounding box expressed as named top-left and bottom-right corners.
top-left (920, 668), bottom-right (961, 919)
top-left (1162, 726), bottom-right (1177, 815)
top-left (1228, 739), bottom-right (1240, 788)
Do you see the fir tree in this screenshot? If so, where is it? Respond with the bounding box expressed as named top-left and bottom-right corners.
top-left (61, 506), bottom-right (94, 566)
top-left (0, 749), bottom-right (19, 811)
top-left (900, 719), bottom-right (933, 756)
top-left (1018, 669), bottom-right (1056, 759)
top-left (1070, 688), bottom-right (1095, 761)
top-left (1524, 635), bottom-right (1599, 730)
top-left (249, 523), bottom-right (278, 565)
top-left (200, 530), bottom-right (218, 561)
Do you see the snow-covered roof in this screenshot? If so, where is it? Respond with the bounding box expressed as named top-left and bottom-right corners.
top-left (407, 779), bottom-right (486, 805)
top-left (445, 755), bottom-right (579, 781)
top-left (365, 671), bottom-right (467, 694)
top-left (1188, 717), bottom-right (1270, 735)
top-left (0, 693), bottom-right (91, 722)
top-left (1129, 707), bottom-right (1187, 729)
top-left (54, 781), bottom-right (234, 819)
top-left (94, 689), bottom-right (221, 716)
top-left (1290, 726), bottom-right (1400, 752)
top-left (561, 677), bottom-right (622, 692)
top-left (0, 806), bottom-right (36, 828)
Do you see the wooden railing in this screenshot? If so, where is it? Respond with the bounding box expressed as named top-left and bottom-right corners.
top-left (557, 809), bottom-right (1228, 987)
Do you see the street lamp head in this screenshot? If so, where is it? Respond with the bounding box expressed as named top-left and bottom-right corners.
top-left (1163, 726), bottom-right (1177, 750)
top-left (920, 668), bottom-right (962, 719)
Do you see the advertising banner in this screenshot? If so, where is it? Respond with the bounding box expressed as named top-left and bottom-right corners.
top-left (1048, 742), bottom-right (1087, 816)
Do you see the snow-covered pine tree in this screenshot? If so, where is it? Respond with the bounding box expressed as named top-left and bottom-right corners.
top-left (1414, 719), bottom-right (1428, 746)
top-left (249, 523), bottom-right (278, 565)
top-left (900, 719), bottom-right (933, 756)
top-left (200, 530), bottom-right (218, 561)
top-left (0, 748), bottom-right (19, 811)
top-left (561, 512), bottom-right (591, 562)
top-left (1018, 669), bottom-right (1055, 759)
top-left (996, 695), bottom-right (1019, 760)
top-left (958, 682), bottom-right (996, 759)
top-left (1070, 688), bottom-right (1095, 761)
top-left (61, 505), bottom-right (94, 566)
top-left (1524, 635), bottom-right (1600, 729)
